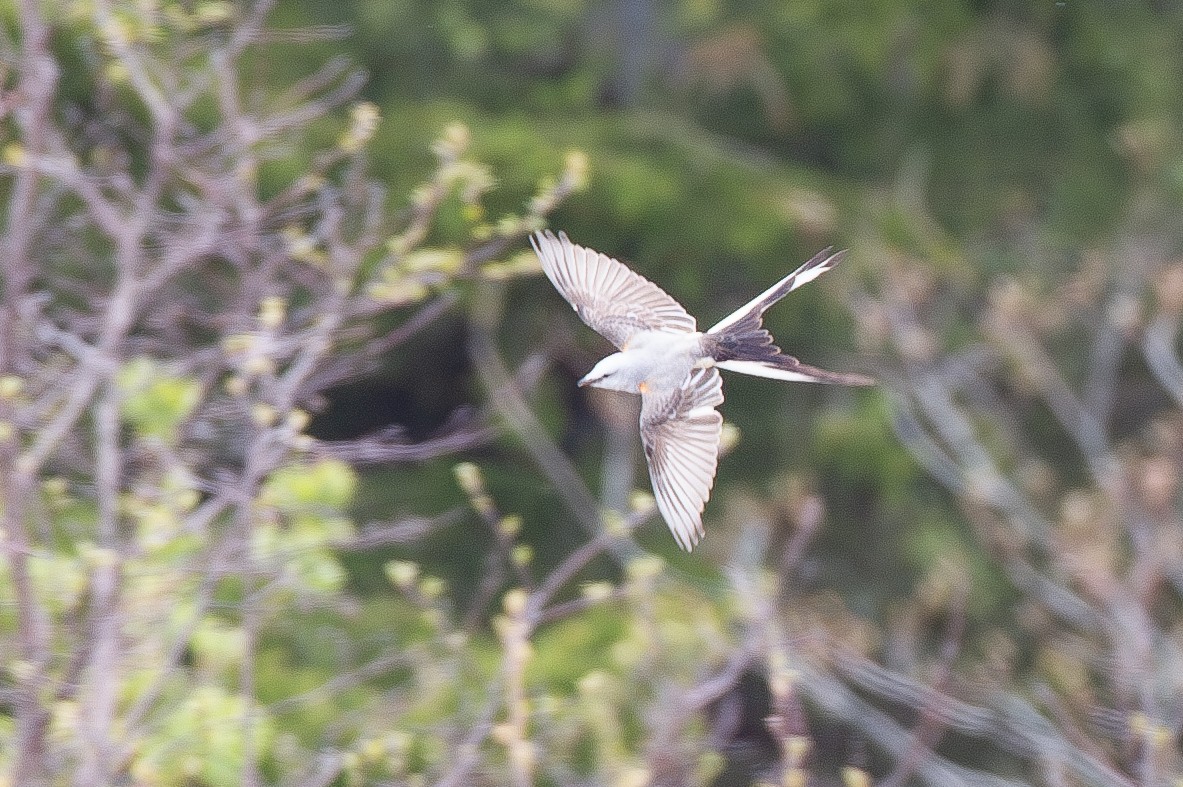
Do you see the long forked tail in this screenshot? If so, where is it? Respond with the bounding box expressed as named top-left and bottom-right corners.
top-left (704, 247), bottom-right (875, 386)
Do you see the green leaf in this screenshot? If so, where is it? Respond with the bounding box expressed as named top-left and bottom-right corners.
top-left (134, 685), bottom-right (274, 787)
top-left (260, 458), bottom-right (357, 513)
top-left (117, 358), bottom-right (201, 443)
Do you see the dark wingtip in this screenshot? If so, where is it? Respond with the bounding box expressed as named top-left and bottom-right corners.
top-left (810, 247), bottom-right (849, 272)
top-left (801, 245), bottom-right (840, 269)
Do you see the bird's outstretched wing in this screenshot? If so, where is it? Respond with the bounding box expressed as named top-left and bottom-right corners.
top-left (530, 230), bottom-right (696, 349)
top-left (640, 368), bottom-right (724, 551)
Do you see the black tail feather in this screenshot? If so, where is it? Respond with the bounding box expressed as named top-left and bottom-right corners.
top-left (701, 247), bottom-right (873, 386)
top-left (703, 316), bottom-right (781, 363)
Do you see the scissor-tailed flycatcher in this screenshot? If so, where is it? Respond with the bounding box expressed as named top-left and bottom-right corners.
top-left (531, 230), bottom-right (872, 550)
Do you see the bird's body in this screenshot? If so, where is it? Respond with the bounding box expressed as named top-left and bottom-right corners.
top-left (579, 329), bottom-right (707, 394)
top-left (530, 230), bottom-right (872, 550)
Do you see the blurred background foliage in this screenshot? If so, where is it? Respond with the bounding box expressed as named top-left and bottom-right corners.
top-left (307, 0), bottom-right (1183, 781)
top-left (307, 0), bottom-right (1183, 606)
top-left (250, 0), bottom-right (1182, 777)
top-left (5, 0), bottom-right (1183, 784)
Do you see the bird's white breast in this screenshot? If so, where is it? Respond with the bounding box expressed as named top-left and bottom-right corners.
top-left (623, 331), bottom-right (706, 391)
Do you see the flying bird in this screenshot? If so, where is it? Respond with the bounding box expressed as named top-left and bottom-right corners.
top-left (530, 230), bottom-right (873, 550)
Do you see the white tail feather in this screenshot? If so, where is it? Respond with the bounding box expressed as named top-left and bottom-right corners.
top-left (707, 248), bottom-right (844, 334)
top-left (715, 360), bottom-right (832, 383)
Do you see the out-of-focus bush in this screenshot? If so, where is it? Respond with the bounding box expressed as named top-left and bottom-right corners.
top-left (6, 1), bottom-right (1183, 786)
top-left (0, 2), bottom-right (587, 782)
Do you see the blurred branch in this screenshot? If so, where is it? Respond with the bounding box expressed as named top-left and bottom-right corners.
top-left (529, 506), bottom-right (650, 624)
top-left (0, 0), bottom-right (596, 781)
top-left (92, 0), bottom-right (172, 125)
top-left (291, 752), bottom-right (346, 787)
top-left (3, 2), bottom-right (61, 778)
top-left (336, 509), bottom-right (465, 551)
top-left (1142, 312), bottom-right (1183, 410)
top-left (268, 650), bottom-right (415, 716)
top-left (431, 679), bottom-right (503, 787)
top-left (77, 387), bottom-right (123, 784)
top-left (988, 319), bottom-right (1119, 485)
top-left (856, 238), bottom-right (1183, 786)
top-left (468, 281), bottom-right (641, 565)
top-left (878, 581), bottom-right (967, 787)
top-left (315, 351), bottom-right (551, 467)
top-left (317, 419), bottom-right (494, 464)
top-left (304, 292), bottom-right (460, 393)
top-left (799, 664), bottom-right (1031, 787)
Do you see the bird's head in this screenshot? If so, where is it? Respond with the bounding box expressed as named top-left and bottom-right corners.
top-left (578, 352), bottom-right (637, 393)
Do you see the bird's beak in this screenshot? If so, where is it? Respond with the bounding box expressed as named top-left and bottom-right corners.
top-left (577, 373), bottom-right (595, 388)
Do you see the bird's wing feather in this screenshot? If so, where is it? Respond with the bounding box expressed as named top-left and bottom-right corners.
top-left (531, 230), bottom-right (696, 349)
top-left (640, 368), bottom-right (724, 551)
